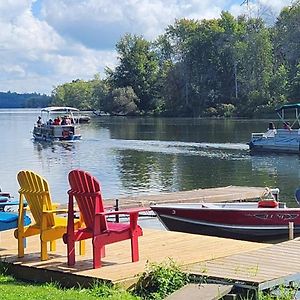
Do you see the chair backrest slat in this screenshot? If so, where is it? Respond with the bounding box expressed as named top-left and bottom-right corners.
top-left (68, 170), bottom-right (107, 231)
top-left (17, 170), bottom-right (55, 227)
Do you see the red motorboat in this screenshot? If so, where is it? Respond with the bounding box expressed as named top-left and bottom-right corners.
top-left (150, 198), bottom-right (300, 242)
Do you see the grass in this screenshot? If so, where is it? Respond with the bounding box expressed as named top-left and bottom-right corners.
top-left (257, 285), bottom-right (298, 300)
top-left (0, 274), bottom-right (139, 300)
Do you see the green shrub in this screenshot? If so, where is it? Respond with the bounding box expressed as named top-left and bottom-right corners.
top-left (132, 259), bottom-right (189, 300)
top-left (258, 285), bottom-right (297, 300)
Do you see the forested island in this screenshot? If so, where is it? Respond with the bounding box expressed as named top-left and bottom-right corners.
top-left (0, 92), bottom-right (50, 108)
top-left (2, 2), bottom-right (300, 118)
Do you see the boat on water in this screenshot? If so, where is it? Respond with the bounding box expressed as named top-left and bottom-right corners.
top-left (75, 114), bottom-right (91, 124)
top-left (150, 189), bottom-right (300, 242)
top-left (0, 189), bottom-right (31, 230)
top-left (33, 106), bottom-right (82, 142)
top-left (249, 103), bottom-right (300, 153)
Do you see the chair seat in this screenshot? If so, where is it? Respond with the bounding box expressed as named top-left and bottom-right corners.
top-left (106, 221), bottom-right (131, 233)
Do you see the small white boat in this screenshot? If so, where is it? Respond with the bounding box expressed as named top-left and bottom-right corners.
top-left (249, 103), bottom-right (300, 153)
top-left (33, 106), bottom-right (82, 142)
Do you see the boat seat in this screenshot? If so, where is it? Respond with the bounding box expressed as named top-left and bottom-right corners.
top-left (258, 200), bottom-right (278, 208)
top-left (0, 196), bottom-right (9, 202)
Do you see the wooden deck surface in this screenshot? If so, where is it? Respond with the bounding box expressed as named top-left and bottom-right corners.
top-left (105, 186), bottom-right (266, 208)
top-left (0, 228), bottom-right (268, 287)
top-left (186, 238), bottom-right (300, 290)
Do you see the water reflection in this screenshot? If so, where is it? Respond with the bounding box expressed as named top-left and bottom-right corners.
top-left (250, 153), bottom-right (300, 205)
top-left (1, 109), bottom-right (300, 207)
top-left (33, 140), bottom-right (76, 152)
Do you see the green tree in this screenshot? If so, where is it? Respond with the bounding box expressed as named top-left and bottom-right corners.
top-left (103, 86), bottom-right (139, 116)
top-left (234, 18), bottom-right (273, 116)
top-left (269, 64), bottom-right (289, 106)
top-left (51, 79), bottom-right (94, 110)
top-left (273, 2), bottom-right (300, 78)
top-left (159, 19), bottom-right (199, 115)
top-left (290, 62), bottom-right (300, 99)
top-left (90, 74), bottom-right (110, 110)
top-left (110, 34), bottom-right (160, 113)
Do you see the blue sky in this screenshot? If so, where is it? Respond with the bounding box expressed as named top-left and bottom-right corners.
top-left (0, 0), bottom-right (292, 94)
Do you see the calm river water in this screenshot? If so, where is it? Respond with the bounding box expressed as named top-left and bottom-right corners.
top-left (1, 109), bottom-right (300, 206)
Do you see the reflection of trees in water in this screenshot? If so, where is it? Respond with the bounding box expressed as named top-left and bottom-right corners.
top-left (251, 154), bottom-right (300, 177)
top-left (90, 116), bottom-right (255, 143)
top-left (115, 149), bottom-right (276, 194)
top-left (251, 154), bottom-right (300, 204)
top-left (115, 150), bottom-right (178, 192)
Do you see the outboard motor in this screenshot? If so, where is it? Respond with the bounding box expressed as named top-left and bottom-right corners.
top-left (270, 188), bottom-right (280, 201)
top-left (295, 188), bottom-right (300, 206)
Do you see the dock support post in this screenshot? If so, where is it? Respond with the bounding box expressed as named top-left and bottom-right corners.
top-left (115, 199), bottom-right (119, 223)
top-left (289, 222), bottom-right (294, 240)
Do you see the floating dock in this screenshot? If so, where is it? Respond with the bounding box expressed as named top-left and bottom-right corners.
top-left (1, 227), bottom-right (300, 294)
top-left (105, 186), bottom-right (266, 208)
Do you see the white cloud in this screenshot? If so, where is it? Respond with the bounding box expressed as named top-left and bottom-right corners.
top-left (41, 0), bottom-right (231, 47)
top-left (0, 0), bottom-right (117, 94)
top-left (0, 0), bottom-right (293, 94)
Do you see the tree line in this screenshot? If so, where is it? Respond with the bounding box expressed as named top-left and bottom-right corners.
top-left (51, 1), bottom-right (300, 118)
top-left (0, 91), bottom-right (50, 108)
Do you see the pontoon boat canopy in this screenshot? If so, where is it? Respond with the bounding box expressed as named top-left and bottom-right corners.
top-left (275, 103), bottom-right (300, 112)
top-left (41, 107), bottom-right (80, 113)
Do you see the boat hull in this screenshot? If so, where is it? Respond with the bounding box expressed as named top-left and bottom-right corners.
top-left (151, 203), bottom-right (300, 242)
top-left (33, 125), bottom-right (81, 142)
top-left (249, 129), bottom-right (300, 154)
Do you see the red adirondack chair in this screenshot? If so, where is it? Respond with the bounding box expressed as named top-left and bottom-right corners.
top-left (63, 169), bottom-right (147, 268)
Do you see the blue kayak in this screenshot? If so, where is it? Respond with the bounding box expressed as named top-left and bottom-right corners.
top-left (0, 211), bottom-right (31, 231)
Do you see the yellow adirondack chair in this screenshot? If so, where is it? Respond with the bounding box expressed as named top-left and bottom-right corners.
top-left (14, 170), bottom-right (84, 260)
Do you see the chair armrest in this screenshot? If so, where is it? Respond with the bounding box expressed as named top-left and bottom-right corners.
top-left (97, 207), bottom-right (150, 216)
top-left (43, 209), bottom-right (68, 214)
top-left (104, 205), bottom-right (114, 210)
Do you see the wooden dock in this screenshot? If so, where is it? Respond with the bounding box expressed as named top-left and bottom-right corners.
top-left (186, 238), bottom-right (300, 291)
top-left (1, 226), bottom-right (300, 294)
top-left (105, 186), bottom-right (266, 208)
top-left (0, 228), bottom-right (268, 288)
